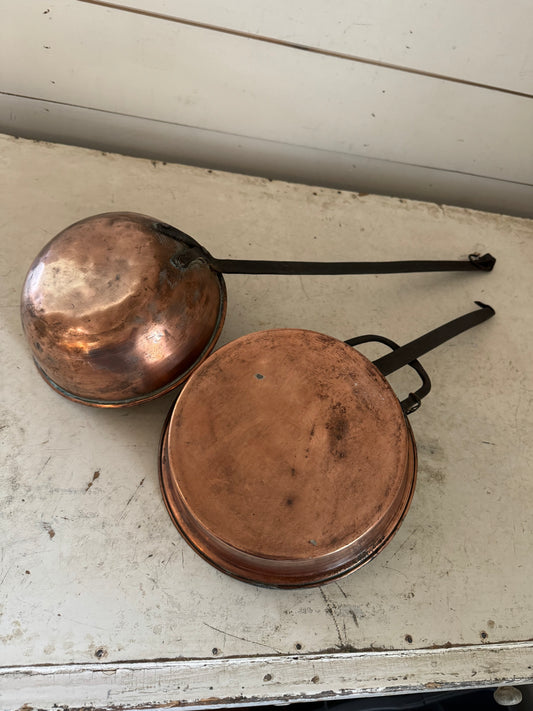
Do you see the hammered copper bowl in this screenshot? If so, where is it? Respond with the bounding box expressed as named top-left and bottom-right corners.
top-left (21, 212), bottom-right (226, 407)
top-left (159, 329), bottom-right (417, 588)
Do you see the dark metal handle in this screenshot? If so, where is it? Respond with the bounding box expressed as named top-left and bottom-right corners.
top-left (373, 302), bottom-right (495, 377)
top-left (345, 335), bottom-right (431, 415)
top-left (156, 220), bottom-right (496, 276)
top-left (204, 254), bottom-right (496, 276)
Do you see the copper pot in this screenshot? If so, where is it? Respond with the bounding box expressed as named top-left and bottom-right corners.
top-left (159, 303), bottom-right (494, 588)
top-left (21, 212), bottom-right (495, 407)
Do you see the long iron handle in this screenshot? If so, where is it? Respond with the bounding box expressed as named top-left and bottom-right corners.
top-left (156, 221), bottom-right (496, 275)
top-left (208, 254), bottom-right (495, 275)
top-left (373, 302), bottom-right (495, 377)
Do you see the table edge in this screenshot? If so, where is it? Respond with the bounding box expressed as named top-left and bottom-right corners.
top-left (1, 641), bottom-right (532, 710)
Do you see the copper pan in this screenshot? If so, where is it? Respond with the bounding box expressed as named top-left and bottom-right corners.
top-left (21, 212), bottom-right (495, 407)
top-left (159, 302), bottom-right (495, 588)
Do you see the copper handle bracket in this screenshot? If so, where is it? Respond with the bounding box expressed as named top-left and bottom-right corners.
top-left (155, 222), bottom-right (213, 270)
top-left (170, 247), bottom-right (209, 270)
top-left (345, 334), bottom-right (431, 414)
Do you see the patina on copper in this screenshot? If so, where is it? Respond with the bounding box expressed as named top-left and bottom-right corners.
top-left (159, 329), bottom-right (417, 588)
top-left (21, 213), bottom-right (226, 407)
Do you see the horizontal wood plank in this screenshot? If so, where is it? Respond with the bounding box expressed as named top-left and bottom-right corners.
top-left (90, 0), bottom-right (533, 95)
top-left (2, 0), bottom-right (533, 185)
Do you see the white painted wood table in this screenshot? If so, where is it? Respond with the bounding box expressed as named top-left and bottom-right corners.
top-left (0, 136), bottom-right (532, 710)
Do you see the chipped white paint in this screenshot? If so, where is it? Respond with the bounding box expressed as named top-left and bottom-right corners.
top-left (0, 136), bottom-right (532, 708)
top-left (1, 644), bottom-right (533, 710)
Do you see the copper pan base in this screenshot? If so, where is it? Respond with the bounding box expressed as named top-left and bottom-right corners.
top-left (159, 329), bottom-right (418, 588)
top-left (21, 213), bottom-right (227, 407)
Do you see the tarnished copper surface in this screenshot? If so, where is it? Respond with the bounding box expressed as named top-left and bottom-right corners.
top-left (159, 329), bottom-right (417, 588)
top-left (21, 213), bottom-right (226, 406)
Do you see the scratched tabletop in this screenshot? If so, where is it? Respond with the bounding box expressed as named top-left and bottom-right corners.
top-left (0, 135), bottom-right (532, 710)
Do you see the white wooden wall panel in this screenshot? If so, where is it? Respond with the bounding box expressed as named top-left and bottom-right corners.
top-left (3, 93), bottom-right (533, 218)
top-left (1, 0), bottom-right (533, 215)
top-left (2, 1), bottom-right (532, 181)
top-left (107, 0), bottom-right (533, 94)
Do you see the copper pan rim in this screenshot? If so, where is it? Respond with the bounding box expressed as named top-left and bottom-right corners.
top-left (31, 274), bottom-right (228, 409)
top-left (158, 408), bottom-right (418, 589)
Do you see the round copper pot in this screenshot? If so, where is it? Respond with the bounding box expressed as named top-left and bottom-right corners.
top-left (21, 213), bottom-right (226, 407)
top-left (159, 328), bottom-right (417, 588)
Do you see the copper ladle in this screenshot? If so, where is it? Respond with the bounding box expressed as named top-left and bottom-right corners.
top-left (159, 302), bottom-right (495, 588)
top-left (21, 212), bottom-right (495, 407)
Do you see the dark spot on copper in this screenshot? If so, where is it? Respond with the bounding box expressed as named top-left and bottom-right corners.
top-left (326, 402), bottom-right (348, 441)
top-left (255, 373), bottom-right (264, 380)
top-left (405, 634), bottom-right (413, 644)
top-left (286, 498), bottom-right (294, 506)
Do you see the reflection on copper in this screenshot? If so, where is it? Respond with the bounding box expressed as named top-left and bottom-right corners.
top-left (21, 213), bottom-right (226, 406)
top-left (159, 329), bottom-right (417, 588)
